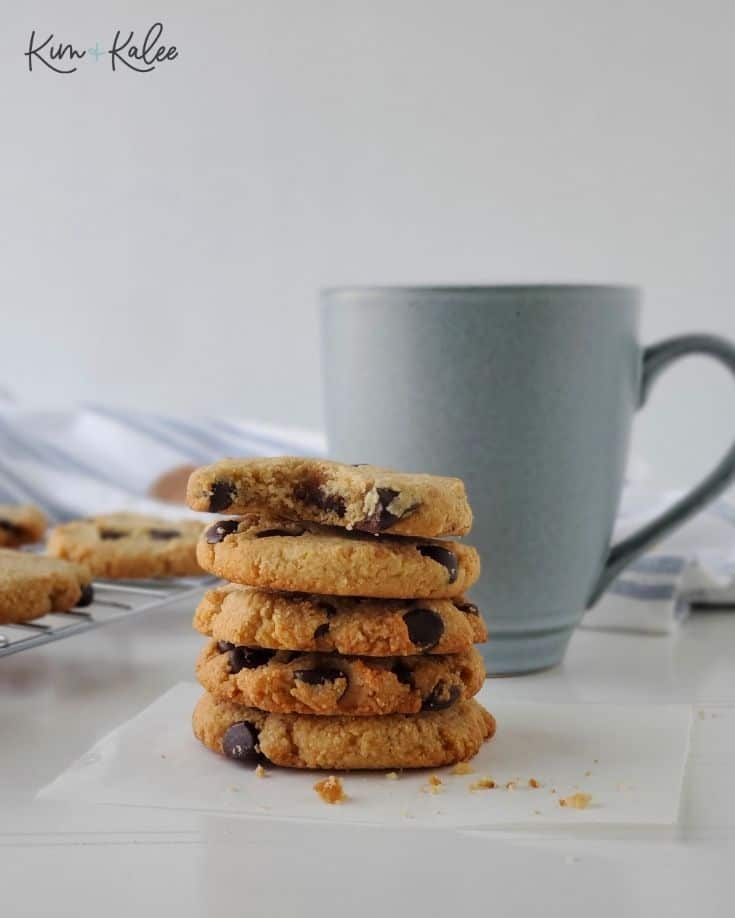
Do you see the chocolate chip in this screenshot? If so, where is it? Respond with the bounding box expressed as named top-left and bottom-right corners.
top-left (355, 487), bottom-right (410, 534)
top-left (293, 667), bottom-right (347, 697)
top-left (255, 527), bottom-right (305, 538)
top-left (393, 661), bottom-right (415, 687)
top-left (417, 544), bottom-right (458, 583)
top-left (228, 646), bottom-right (276, 673)
top-left (421, 682), bottom-right (461, 711)
top-left (0, 519), bottom-right (21, 537)
top-left (456, 601), bottom-right (479, 616)
top-left (217, 640), bottom-right (235, 653)
top-left (148, 528), bottom-right (181, 541)
top-left (99, 528), bottom-right (126, 540)
top-left (351, 463), bottom-right (368, 467)
top-left (316, 601), bottom-right (337, 617)
top-left (293, 482), bottom-right (346, 518)
top-left (313, 622), bottom-right (330, 639)
top-left (222, 721), bottom-right (260, 764)
top-left (208, 480), bottom-right (236, 513)
top-left (403, 608), bottom-right (444, 651)
top-left (77, 584), bottom-right (94, 607)
top-left (205, 519), bottom-right (239, 543)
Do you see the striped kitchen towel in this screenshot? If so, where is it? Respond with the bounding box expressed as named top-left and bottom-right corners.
top-left (0, 403), bottom-right (732, 633)
top-left (583, 484), bottom-right (735, 633)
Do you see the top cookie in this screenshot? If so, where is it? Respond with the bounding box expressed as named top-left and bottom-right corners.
top-left (186, 457), bottom-right (472, 537)
top-left (47, 513), bottom-right (204, 579)
top-left (0, 505), bottom-right (47, 548)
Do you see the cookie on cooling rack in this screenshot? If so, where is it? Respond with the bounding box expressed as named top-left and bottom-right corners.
top-left (0, 549), bottom-right (93, 625)
top-left (47, 513), bottom-right (204, 579)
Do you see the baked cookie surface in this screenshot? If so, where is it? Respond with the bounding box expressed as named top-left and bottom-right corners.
top-left (197, 513), bottom-right (480, 598)
top-left (0, 549), bottom-right (93, 624)
top-left (193, 691), bottom-right (496, 769)
top-left (194, 585), bottom-right (487, 656)
top-left (47, 513), bottom-right (203, 579)
top-left (196, 640), bottom-right (485, 716)
top-left (0, 505), bottom-right (47, 548)
top-left (186, 457), bottom-right (472, 537)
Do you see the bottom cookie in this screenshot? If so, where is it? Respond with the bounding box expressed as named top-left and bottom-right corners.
top-left (192, 691), bottom-right (496, 770)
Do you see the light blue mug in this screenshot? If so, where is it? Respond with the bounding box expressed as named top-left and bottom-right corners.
top-left (321, 285), bottom-right (735, 674)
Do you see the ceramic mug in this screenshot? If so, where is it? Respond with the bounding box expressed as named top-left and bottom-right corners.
top-left (321, 285), bottom-right (735, 674)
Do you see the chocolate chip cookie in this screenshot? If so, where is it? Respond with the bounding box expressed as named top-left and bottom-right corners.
top-left (47, 513), bottom-right (204, 579)
top-left (196, 640), bottom-right (485, 715)
top-left (0, 505), bottom-right (47, 548)
top-left (194, 585), bottom-right (487, 656)
top-left (0, 549), bottom-right (93, 624)
top-left (193, 691), bottom-right (496, 769)
top-left (186, 457), bottom-right (472, 537)
top-left (198, 513), bottom-right (480, 598)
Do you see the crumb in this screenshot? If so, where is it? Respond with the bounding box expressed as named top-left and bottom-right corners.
top-left (385, 771), bottom-right (399, 780)
top-left (452, 762), bottom-right (474, 775)
top-left (255, 804), bottom-right (271, 813)
top-left (470, 777), bottom-right (496, 791)
top-left (229, 785), bottom-right (239, 792)
top-left (584, 771), bottom-right (591, 777)
top-left (422, 775), bottom-right (443, 795)
top-left (313, 775), bottom-right (347, 805)
top-left (160, 753), bottom-right (166, 759)
top-left (533, 809), bottom-right (541, 815)
top-left (698, 710), bottom-right (706, 720)
top-left (505, 780), bottom-right (517, 791)
top-left (550, 788), bottom-right (557, 794)
top-left (559, 792), bottom-right (592, 810)
top-left (528, 778), bottom-right (540, 788)
top-left (254, 764), bottom-right (267, 778)
top-left (593, 758), bottom-right (599, 764)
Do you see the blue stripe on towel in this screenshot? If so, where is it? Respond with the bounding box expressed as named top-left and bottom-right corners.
top-left (608, 580), bottom-right (677, 601)
top-left (0, 456), bottom-right (67, 522)
top-left (629, 555), bottom-right (686, 575)
top-left (86, 404), bottom-right (212, 464)
top-left (208, 418), bottom-right (322, 456)
top-left (0, 416), bottom-right (122, 490)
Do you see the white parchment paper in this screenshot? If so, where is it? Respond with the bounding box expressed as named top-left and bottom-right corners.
top-left (39, 683), bottom-right (692, 828)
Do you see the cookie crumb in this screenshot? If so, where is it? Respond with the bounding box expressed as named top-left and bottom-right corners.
top-left (528, 778), bottom-right (540, 788)
top-left (533, 809), bottom-right (542, 815)
top-left (550, 788), bottom-right (557, 794)
top-left (452, 762), bottom-right (474, 775)
top-left (255, 764), bottom-right (267, 779)
top-left (559, 792), bottom-right (592, 810)
top-left (422, 775), bottom-right (443, 794)
top-left (385, 771), bottom-right (399, 780)
top-left (470, 777), bottom-right (496, 791)
top-left (584, 771), bottom-right (591, 777)
top-left (593, 758), bottom-right (599, 764)
top-left (505, 780), bottom-right (517, 791)
top-left (314, 775), bottom-right (347, 805)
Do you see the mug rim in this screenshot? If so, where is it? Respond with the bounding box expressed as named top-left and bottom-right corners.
top-left (322, 283), bottom-right (639, 297)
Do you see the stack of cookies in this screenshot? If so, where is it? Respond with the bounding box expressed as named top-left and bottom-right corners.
top-left (189, 458), bottom-right (495, 771)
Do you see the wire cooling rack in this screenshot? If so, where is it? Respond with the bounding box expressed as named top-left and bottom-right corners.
top-left (0, 576), bottom-right (216, 658)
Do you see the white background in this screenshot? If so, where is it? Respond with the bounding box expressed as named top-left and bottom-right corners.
top-left (2, 1), bottom-right (734, 489)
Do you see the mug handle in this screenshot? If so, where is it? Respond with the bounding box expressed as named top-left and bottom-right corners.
top-left (587, 333), bottom-right (735, 607)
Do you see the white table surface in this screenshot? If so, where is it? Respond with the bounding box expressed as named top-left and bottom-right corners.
top-left (2, 597), bottom-right (734, 917)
